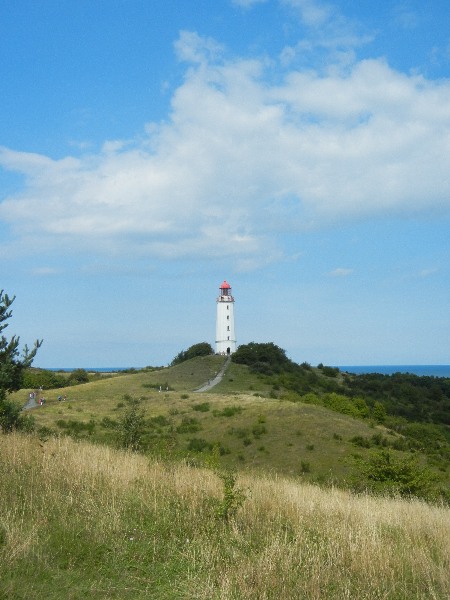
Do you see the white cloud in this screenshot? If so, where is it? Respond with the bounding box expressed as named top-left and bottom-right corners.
top-left (1, 29), bottom-right (450, 267)
top-left (30, 267), bottom-right (62, 276)
top-left (417, 268), bottom-right (438, 278)
top-left (283, 0), bottom-right (334, 28)
top-left (329, 268), bottom-right (353, 277)
top-left (232, 0), bottom-right (268, 7)
top-left (392, 4), bottom-right (419, 30)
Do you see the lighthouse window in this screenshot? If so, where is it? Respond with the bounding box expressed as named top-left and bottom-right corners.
top-left (227, 315), bottom-right (229, 320)
top-left (227, 326), bottom-right (230, 331)
top-left (227, 305), bottom-right (229, 310)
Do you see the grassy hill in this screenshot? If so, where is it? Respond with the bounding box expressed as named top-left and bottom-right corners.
top-left (2, 356), bottom-right (450, 598)
top-left (1, 433), bottom-right (449, 599)
top-left (9, 357), bottom-right (449, 495)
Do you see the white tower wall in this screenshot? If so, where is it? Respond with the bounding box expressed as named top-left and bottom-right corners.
top-left (215, 281), bottom-right (236, 354)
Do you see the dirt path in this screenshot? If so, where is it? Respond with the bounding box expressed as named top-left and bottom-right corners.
top-left (194, 356), bottom-right (231, 392)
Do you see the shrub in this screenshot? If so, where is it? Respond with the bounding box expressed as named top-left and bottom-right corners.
top-left (214, 405), bottom-right (243, 417)
top-left (187, 438), bottom-right (212, 453)
top-left (176, 417), bottom-right (201, 434)
top-left (252, 423), bottom-right (267, 438)
top-left (300, 460), bottom-right (311, 473)
top-left (351, 435), bottom-right (371, 448)
top-left (193, 402), bottom-right (210, 412)
top-left (117, 398), bottom-right (145, 451)
top-left (171, 342), bottom-right (213, 365)
top-left (354, 449), bottom-right (442, 501)
top-left (215, 470), bottom-right (246, 522)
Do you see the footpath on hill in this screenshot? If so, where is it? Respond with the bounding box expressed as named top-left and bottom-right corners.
top-left (194, 356), bottom-right (231, 392)
top-left (22, 394), bottom-right (38, 410)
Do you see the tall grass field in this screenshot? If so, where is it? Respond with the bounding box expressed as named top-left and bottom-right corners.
top-left (1, 433), bottom-right (449, 599)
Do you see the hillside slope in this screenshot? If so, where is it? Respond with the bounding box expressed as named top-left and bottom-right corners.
top-left (1, 433), bottom-right (449, 599)
top-left (9, 357), bottom-right (449, 496)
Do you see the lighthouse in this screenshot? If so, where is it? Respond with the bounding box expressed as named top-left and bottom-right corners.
top-left (215, 280), bottom-right (236, 355)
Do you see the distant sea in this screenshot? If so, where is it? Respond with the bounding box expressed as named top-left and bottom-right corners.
top-left (44, 365), bottom-right (450, 377)
top-left (45, 367), bottom-right (134, 373)
top-left (337, 365), bottom-right (450, 377)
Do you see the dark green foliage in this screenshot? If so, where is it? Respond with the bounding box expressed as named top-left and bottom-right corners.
top-left (228, 427), bottom-right (249, 438)
top-left (300, 460), bottom-right (311, 473)
top-left (321, 366), bottom-right (339, 378)
top-left (353, 449), bottom-right (443, 502)
top-left (232, 342), bottom-right (292, 375)
top-left (215, 470), bottom-right (246, 522)
top-left (214, 405), bottom-right (243, 417)
top-left (67, 368), bottom-right (89, 385)
top-left (176, 416), bottom-right (201, 433)
top-left (373, 401), bottom-right (387, 423)
top-left (22, 368), bottom-right (66, 390)
top-left (351, 435), bottom-right (372, 448)
top-left (187, 437), bottom-right (212, 452)
top-left (101, 416), bottom-right (118, 429)
top-left (252, 423), bottom-right (267, 438)
top-left (56, 419), bottom-right (96, 436)
top-left (148, 414), bottom-right (170, 427)
top-left (346, 371), bottom-right (450, 426)
top-left (117, 396), bottom-right (145, 451)
top-left (193, 402), bottom-right (210, 412)
top-left (0, 290), bottom-right (42, 432)
top-left (171, 342), bottom-right (213, 366)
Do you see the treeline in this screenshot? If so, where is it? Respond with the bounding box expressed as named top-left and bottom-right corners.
top-left (23, 368), bottom-right (93, 390)
top-left (232, 343), bottom-right (450, 467)
top-left (346, 372), bottom-right (450, 425)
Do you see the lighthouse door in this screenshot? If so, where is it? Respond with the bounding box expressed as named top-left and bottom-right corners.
top-left (227, 347), bottom-right (231, 355)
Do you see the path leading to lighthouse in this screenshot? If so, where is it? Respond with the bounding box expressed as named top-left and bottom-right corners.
top-left (194, 356), bottom-right (231, 392)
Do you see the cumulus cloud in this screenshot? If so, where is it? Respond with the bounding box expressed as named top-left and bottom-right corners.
top-left (1, 22), bottom-right (450, 267)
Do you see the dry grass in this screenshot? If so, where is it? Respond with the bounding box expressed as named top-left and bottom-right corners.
top-left (1, 432), bottom-right (449, 599)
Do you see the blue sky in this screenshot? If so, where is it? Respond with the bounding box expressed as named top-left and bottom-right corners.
top-left (1, 0), bottom-right (449, 368)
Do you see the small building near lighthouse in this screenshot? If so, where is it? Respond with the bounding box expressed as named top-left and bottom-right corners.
top-left (215, 280), bottom-right (236, 355)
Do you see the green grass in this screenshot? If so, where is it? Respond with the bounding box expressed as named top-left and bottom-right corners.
top-left (1, 433), bottom-right (449, 599)
top-left (10, 358), bottom-right (441, 489)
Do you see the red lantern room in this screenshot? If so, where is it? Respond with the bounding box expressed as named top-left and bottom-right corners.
top-left (218, 280), bottom-right (234, 301)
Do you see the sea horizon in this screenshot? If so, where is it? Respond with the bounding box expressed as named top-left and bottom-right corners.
top-left (38, 364), bottom-right (450, 377)
top-left (337, 365), bottom-right (450, 377)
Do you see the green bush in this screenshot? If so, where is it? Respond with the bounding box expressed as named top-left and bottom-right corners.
top-left (187, 438), bottom-right (212, 453)
top-left (171, 342), bottom-right (213, 366)
top-left (176, 417), bottom-right (201, 434)
top-left (215, 405), bottom-right (242, 417)
top-left (193, 402), bottom-right (210, 412)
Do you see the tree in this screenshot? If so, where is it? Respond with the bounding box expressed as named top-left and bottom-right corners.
top-left (171, 342), bottom-right (213, 366)
top-left (232, 342), bottom-right (291, 374)
top-left (0, 290), bottom-right (42, 432)
top-left (373, 401), bottom-right (387, 423)
top-left (117, 395), bottom-right (145, 451)
top-left (67, 368), bottom-right (89, 385)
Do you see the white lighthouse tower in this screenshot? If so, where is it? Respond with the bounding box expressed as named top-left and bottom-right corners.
top-left (215, 280), bottom-right (236, 355)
